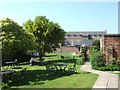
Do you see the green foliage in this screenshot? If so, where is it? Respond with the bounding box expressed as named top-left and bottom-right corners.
top-left (24, 16), bottom-right (66, 60)
top-left (80, 46), bottom-right (88, 62)
top-left (0, 18), bottom-right (36, 62)
top-left (0, 82), bottom-right (10, 89)
top-left (92, 39), bottom-right (100, 51)
top-left (16, 53), bottom-right (31, 63)
top-left (90, 49), bottom-right (105, 69)
top-left (76, 58), bottom-right (84, 65)
top-left (112, 57), bottom-right (120, 65)
top-left (95, 65), bottom-right (120, 71)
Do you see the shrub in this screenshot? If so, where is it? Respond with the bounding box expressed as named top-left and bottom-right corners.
top-left (96, 67), bottom-right (106, 71)
top-left (96, 65), bottom-right (120, 71)
top-left (92, 39), bottom-right (100, 51)
top-left (80, 46), bottom-right (87, 62)
top-left (112, 57), bottom-right (120, 65)
top-left (76, 58), bottom-right (84, 65)
top-left (17, 53), bottom-right (31, 63)
top-left (90, 50), bottom-right (105, 69)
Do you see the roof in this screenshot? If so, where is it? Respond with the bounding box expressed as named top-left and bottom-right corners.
top-left (66, 31), bottom-right (107, 35)
top-left (104, 34), bottom-right (120, 37)
top-left (75, 40), bottom-right (93, 46)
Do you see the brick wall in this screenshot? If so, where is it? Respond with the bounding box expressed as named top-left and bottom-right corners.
top-left (104, 34), bottom-right (120, 64)
top-left (56, 46), bottom-right (80, 54)
top-left (65, 35), bottom-right (88, 46)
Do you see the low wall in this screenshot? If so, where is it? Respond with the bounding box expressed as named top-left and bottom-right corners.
top-left (56, 46), bottom-right (80, 54)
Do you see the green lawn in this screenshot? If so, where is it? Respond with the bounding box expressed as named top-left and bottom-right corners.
top-left (1, 53), bottom-right (98, 89)
top-left (2, 64), bottom-right (98, 89)
top-left (35, 52), bottom-right (80, 61)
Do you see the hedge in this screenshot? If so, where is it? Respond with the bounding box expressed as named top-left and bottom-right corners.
top-left (90, 50), bottom-right (105, 69)
top-left (95, 65), bottom-right (120, 71)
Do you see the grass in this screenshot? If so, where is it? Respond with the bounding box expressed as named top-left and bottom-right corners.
top-left (35, 52), bottom-right (80, 61)
top-left (2, 64), bottom-right (98, 89)
top-left (1, 53), bottom-right (98, 89)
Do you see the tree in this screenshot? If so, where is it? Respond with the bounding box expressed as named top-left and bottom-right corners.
top-left (92, 39), bottom-right (100, 51)
top-left (0, 18), bottom-right (36, 62)
top-left (24, 16), bottom-right (66, 60)
top-left (80, 46), bottom-right (88, 62)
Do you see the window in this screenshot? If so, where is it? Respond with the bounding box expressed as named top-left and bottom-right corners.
top-left (88, 35), bottom-right (92, 39)
top-left (71, 35), bottom-right (73, 38)
top-left (99, 35), bottom-right (102, 37)
top-left (73, 35), bottom-right (77, 36)
top-left (76, 40), bottom-right (80, 44)
top-left (77, 35), bottom-right (79, 38)
top-left (70, 40), bottom-right (74, 46)
top-left (64, 40), bottom-right (68, 45)
top-left (67, 35), bottom-right (71, 37)
top-left (65, 35), bottom-right (67, 38)
top-left (94, 34), bottom-right (97, 37)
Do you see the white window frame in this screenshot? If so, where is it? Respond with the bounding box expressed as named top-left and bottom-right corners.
top-left (71, 35), bottom-right (73, 38)
top-left (70, 40), bottom-right (73, 46)
top-left (76, 40), bottom-right (80, 44)
top-left (77, 35), bottom-right (79, 38)
top-left (64, 40), bottom-right (68, 45)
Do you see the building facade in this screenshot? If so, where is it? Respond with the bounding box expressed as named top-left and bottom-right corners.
top-left (64, 30), bottom-right (107, 46)
top-left (56, 30), bottom-right (107, 54)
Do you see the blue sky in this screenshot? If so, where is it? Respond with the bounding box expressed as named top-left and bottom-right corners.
top-left (0, 2), bottom-right (118, 34)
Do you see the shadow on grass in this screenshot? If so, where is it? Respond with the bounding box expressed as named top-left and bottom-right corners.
top-left (19, 58), bottom-right (77, 66)
top-left (12, 67), bottom-right (23, 69)
top-left (9, 69), bottom-right (79, 88)
top-left (20, 62), bottom-right (30, 65)
top-left (45, 54), bottom-right (57, 57)
top-left (81, 71), bottom-right (91, 74)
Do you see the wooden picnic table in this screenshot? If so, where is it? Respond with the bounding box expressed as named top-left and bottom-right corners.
top-left (0, 70), bottom-right (16, 82)
top-left (0, 70), bottom-right (15, 75)
top-left (5, 61), bottom-right (17, 68)
top-left (54, 63), bottom-right (69, 71)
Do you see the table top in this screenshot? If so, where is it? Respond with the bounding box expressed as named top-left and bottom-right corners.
top-left (64, 56), bottom-right (72, 59)
top-left (54, 63), bottom-right (68, 66)
top-left (0, 70), bottom-right (15, 74)
top-left (5, 61), bottom-right (16, 64)
top-left (33, 60), bottom-right (45, 63)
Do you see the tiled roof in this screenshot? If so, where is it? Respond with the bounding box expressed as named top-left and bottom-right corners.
top-left (66, 31), bottom-right (107, 35)
top-left (75, 40), bottom-right (93, 46)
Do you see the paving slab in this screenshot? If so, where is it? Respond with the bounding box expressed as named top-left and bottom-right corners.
top-left (107, 73), bottom-right (119, 88)
top-left (80, 62), bottom-right (119, 89)
top-left (93, 72), bottom-right (109, 88)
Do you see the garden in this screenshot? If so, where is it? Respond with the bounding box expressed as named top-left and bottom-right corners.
top-left (1, 15), bottom-right (119, 89)
top-left (1, 53), bottom-right (98, 89)
top-left (0, 16), bottom-right (99, 89)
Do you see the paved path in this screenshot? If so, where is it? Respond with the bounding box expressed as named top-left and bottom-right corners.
top-left (80, 62), bottom-right (119, 90)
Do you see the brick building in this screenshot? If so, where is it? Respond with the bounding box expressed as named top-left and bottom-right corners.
top-left (104, 34), bottom-right (120, 65)
top-left (64, 30), bottom-right (107, 46)
top-left (56, 30), bottom-right (107, 54)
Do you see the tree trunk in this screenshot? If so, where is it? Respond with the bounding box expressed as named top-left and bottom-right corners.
top-left (38, 50), bottom-right (45, 61)
top-left (38, 51), bottom-right (43, 61)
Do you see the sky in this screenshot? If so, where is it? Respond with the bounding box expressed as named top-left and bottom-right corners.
top-left (0, 1), bottom-right (119, 34)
